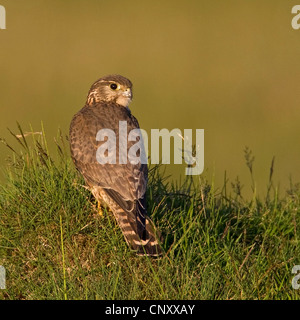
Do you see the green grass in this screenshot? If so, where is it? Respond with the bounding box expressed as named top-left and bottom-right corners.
top-left (0, 126), bottom-right (299, 300)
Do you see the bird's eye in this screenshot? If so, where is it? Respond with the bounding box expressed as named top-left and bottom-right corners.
top-left (110, 83), bottom-right (118, 90)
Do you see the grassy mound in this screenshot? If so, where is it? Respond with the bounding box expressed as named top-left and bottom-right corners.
top-left (0, 126), bottom-right (299, 299)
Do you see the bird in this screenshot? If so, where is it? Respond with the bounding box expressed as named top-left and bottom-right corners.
top-left (69, 74), bottom-right (163, 256)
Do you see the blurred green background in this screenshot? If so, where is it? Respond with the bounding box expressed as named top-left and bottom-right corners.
top-left (0, 0), bottom-right (300, 197)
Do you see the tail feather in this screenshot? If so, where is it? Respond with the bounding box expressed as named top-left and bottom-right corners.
top-left (112, 207), bottom-right (163, 257)
top-left (93, 187), bottom-right (163, 257)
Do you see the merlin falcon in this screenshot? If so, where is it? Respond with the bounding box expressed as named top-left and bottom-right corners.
top-left (69, 74), bottom-right (162, 256)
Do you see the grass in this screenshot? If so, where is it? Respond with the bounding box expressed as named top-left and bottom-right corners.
top-left (0, 125), bottom-right (299, 300)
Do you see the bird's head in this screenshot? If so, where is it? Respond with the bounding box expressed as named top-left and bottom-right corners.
top-left (86, 74), bottom-right (133, 109)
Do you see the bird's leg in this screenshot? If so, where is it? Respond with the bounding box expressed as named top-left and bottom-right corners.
top-left (97, 200), bottom-right (104, 217)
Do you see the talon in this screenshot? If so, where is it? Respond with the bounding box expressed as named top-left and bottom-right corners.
top-left (97, 201), bottom-right (104, 217)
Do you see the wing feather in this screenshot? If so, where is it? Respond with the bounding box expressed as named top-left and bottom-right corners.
top-left (69, 101), bottom-right (148, 213)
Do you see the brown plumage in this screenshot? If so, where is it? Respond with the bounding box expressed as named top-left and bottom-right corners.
top-left (69, 74), bottom-right (163, 256)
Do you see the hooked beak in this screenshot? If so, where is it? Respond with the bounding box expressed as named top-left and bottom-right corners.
top-left (122, 88), bottom-right (132, 100)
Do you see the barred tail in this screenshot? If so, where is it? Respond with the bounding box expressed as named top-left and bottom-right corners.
top-left (112, 207), bottom-right (163, 257)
